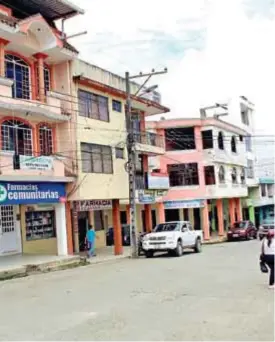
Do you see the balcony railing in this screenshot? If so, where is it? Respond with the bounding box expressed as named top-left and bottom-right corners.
top-left (133, 131), bottom-right (164, 148)
top-left (135, 173), bottom-right (145, 190)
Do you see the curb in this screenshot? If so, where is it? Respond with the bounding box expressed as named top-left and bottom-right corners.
top-left (203, 237), bottom-right (227, 245)
top-left (0, 257), bottom-right (87, 282)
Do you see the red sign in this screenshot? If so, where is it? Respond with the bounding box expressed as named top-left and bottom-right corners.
top-left (74, 200), bottom-right (112, 212)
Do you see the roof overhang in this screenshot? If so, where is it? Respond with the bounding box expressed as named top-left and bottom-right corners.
top-left (0, 0), bottom-right (84, 21)
top-left (74, 76), bottom-right (170, 116)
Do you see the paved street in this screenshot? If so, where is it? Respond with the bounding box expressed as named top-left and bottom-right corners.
top-left (0, 240), bottom-right (273, 341)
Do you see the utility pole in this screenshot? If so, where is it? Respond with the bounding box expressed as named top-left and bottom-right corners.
top-left (125, 68), bottom-right (167, 258)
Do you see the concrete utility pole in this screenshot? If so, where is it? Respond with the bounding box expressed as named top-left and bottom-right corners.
top-left (125, 69), bottom-right (167, 258)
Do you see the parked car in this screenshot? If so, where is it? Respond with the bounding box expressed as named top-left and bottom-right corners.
top-left (227, 221), bottom-right (257, 241)
top-left (142, 221), bottom-right (203, 258)
top-left (106, 224), bottom-right (131, 246)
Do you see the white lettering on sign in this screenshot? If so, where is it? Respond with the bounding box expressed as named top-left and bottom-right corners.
top-left (75, 200), bottom-right (112, 211)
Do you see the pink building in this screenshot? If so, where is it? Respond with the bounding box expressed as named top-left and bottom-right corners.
top-left (147, 117), bottom-right (249, 239)
top-left (0, 1), bottom-right (83, 257)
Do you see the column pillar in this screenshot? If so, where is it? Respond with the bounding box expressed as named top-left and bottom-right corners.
top-left (126, 204), bottom-right (130, 224)
top-left (65, 202), bottom-right (74, 255)
top-left (211, 200), bottom-right (216, 233)
top-left (33, 52), bottom-right (48, 102)
top-left (229, 198), bottom-right (235, 226)
top-left (202, 200), bottom-right (210, 240)
top-left (188, 208), bottom-right (194, 228)
top-left (179, 208), bottom-right (184, 221)
top-left (144, 204), bottom-right (152, 232)
top-left (216, 199), bottom-right (225, 236)
top-left (248, 206), bottom-right (255, 224)
top-left (0, 38), bottom-right (9, 77)
top-left (72, 205), bottom-right (79, 253)
top-left (112, 199), bottom-right (123, 255)
top-left (235, 198), bottom-right (243, 221)
top-left (157, 202), bottom-right (165, 223)
top-left (259, 208), bottom-right (263, 225)
top-left (56, 203), bottom-right (68, 256)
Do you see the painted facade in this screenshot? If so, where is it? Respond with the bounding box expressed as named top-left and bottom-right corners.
top-left (147, 117), bottom-right (250, 239)
top-left (0, 1), bottom-right (83, 256)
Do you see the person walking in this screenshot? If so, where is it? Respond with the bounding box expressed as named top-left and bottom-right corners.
top-left (261, 230), bottom-right (274, 289)
top-left (86, 225), bottom-right (96, 258)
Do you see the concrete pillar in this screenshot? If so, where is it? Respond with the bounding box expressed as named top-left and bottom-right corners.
top-left (229, 198), bottom-right (235, 226)
top-left (126, 204), bottom-right (130, 224)
top-left (33, 52), bottom-right (48, 102)
top-left (235, 198), bottom-right (243, 221)
top-left (144, 204), bottom-right (152, 232)
top-left (211, 200), bottom-right (216, 233)
top-left (112, 199), bottom-right (123, 255)
top-left (216, 199), bottom-right (225, 236)
top-left (0, 38), bottom-right (9, 77)
top-left (179, 208), bottom-right (184, 221)
top-left (157, 202), bottom-right (165, 223)
top-left (249, 206), bottom-right (255, 224)
top-left (188, 208), bottom-right (194, 228)
top-left (202, 201), bottom-right (210, 240)
top-left (65, 202), bottom-right (74, 255)
top-left (56, 203), bottom-right (68, 256)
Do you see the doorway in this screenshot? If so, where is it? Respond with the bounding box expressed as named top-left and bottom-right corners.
top-left (0, 205), bottom-right (19, 255)
top-left (194, 208), bottom-right (201, 230)
top-left (165, 209), bottom-right (179, 222)
top-left (78, 211), bottom-right (88, 252)
top-left (141, 209), bottom-right (157, 232)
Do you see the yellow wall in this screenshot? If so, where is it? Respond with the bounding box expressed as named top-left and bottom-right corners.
top-left (20, 206), bottom-right (58, 255)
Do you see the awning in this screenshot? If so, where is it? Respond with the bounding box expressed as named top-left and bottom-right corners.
top-left (0, 0), bottom-right (84, 21)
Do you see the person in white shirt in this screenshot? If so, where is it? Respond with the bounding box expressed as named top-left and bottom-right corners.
top-left (261, 231), bottom-right (275, 289)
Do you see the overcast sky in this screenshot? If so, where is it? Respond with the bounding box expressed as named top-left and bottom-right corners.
top-left (64, 0), bottom-right (275, 137)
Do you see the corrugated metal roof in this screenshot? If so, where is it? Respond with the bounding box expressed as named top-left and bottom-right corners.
top-left (0, 0), bottom-right (84, 21)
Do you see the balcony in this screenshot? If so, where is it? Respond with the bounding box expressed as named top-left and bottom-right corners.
top-left (0, 152), bottom-right (73, 182)
top-left (205, 183), bottom-right (248, 199)
top-left (203, 148), bottom-right (246, 167)
top-left (0, 77), bottom-right (71, 122)
top-left (134, 131), bottom-right (165, 155)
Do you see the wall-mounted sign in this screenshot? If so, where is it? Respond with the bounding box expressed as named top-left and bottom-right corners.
top-left (138, 191), bottom-right (155, 204)
top-left (0, 182), bottom-right (66, 205)
top-left (20, 155), bottom-right (53, 171)
top-left (164, 199), bottom-right (205, 209)
top-left (147, 174), bottom-right (169, 190)
top-left (74, 199), bottom-right (112, 212)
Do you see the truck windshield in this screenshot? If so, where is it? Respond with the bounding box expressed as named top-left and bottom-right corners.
top-left (154, 223), bottom-right (179, 232)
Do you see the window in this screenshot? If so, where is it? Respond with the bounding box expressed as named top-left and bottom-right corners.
top-left (81, 143), bottom-right (113, 174)
top-left (247, 159), bottom-right (254, 178)
top-left (239, 135), bottom-right (243, 142)
top-left (261, 184), bottom-right (266, 197)
top-left (231, 136), bottom-right (237, 153)
top-left (218, 166), bottom-right (225, 183)
top-left (25, 210), bottom-right (55, 240)
top-left (78, 90), bottom-right (109, 122)
top-left (201, 130), bottom-right (213, 149)
top-left (39, 125), bottom-right (53, 156)
top-left (5, 54), bottom-right (30, 99)
top-left (112, 99), bottom-right (122, 112)
top-left (165, 127), bottom-right (196, 151)
top-left (241, 110), bottom-right (249, 125)
top-left (1, 119), bottom-right (33, 156)
top-left (0, 206), bottom-right (15, 233)
top-left (168, 163), bottom-right (199, 186)
top-left (218, 131), bottom-right (224, 150)
top-left (245, 135), bottom-right (252, 152)
top-left (115, 147), bottom-right (124, 159)
top-left (204, 165), bottom-right (216, 185)
top-left (240, 168), bottom-right (246, 184)
top-left (231, 167), bottom-right (237, 184)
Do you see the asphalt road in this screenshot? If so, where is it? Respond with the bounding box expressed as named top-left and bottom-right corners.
top-left (0, 240), bottom-right (274, 341)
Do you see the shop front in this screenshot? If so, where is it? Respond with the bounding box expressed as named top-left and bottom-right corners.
top-left (0, 181), bottom-right (67, 256)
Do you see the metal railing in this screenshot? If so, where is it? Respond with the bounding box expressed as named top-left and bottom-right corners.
top-left (135, 173), bottom-right (145, 190)
top-left (133, 131), bottom-right (164, 148)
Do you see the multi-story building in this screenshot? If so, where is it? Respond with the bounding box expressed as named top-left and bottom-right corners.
top-left (67, 59), bottom-right (169, 255)
top-left (0, 0), bottom-right (83, 257)
top-left (147, 117), bottom-right (250, 239)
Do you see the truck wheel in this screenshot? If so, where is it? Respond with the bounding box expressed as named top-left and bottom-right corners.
top-left (175, 240), bottom-right (183, 257)
top-left (145, 251), bottom-right (154, 258)
top-left (194, 238), bottom-right (202, 253)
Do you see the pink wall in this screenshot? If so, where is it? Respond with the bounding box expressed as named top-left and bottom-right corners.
top-left (155, 121), bottom-right (206, 201)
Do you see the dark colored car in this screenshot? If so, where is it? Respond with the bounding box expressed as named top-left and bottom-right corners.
top-left (227, 221), bottom-right (257, 241)
top-left (106, 224), bottom-right (131, 246)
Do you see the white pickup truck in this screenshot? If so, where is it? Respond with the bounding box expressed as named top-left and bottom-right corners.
top-left (142, 221), bottom-right (203, 258)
